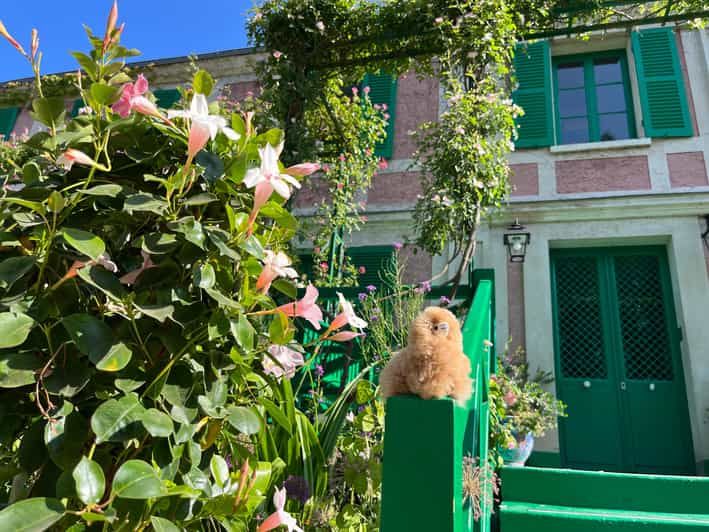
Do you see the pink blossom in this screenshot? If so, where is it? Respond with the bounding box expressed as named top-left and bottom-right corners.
top-left (328, 292), bottom-right (368, 332)
top-left (358, 266), bottom-right (366, 275)
top-left (319, 262), bottom-right (328, 272)
top-left (328, 331), bottom-right (365, 342)
top-left (272, 50), bottom-right (283, 59)
top-left (256, 250), bottom-right (297, 293)
top-left (434, 16), bottom-right (444, 24)
top-left (262, 345), bottom-right (304, 381)
top-left (363, 86), bottom-right (370, 95)
top-left (272, 284), bottom-right (323, 330)
top-left (102, 0), bottom-right (118, 53)
top-left (56, 149), bottom-right (104, 171)
top-left (119, 251), bottom-right (156, 285)
top-left (258, 487), bottom-right (303, 532)
top-left (0, 20), bottom-right (26, 55)
top-left (381, 104), bottom-right (388, 111)
top-left (339, 154), bottom-right (346, 162)
top-left (392, 242), bottom-right (403, 250)
top-left (351, 87), bottom-right (358, 96)
top-left (336, 183), bottom-right (343, 190)
top-left (30, 29), bottom-right (38, 60)
top-left (112, 75), bottom-right (167, 121)
top-left (284, 162), bottom-right (320, 177)
top-left (315, 21), bottom-right (325, 32)
top-left (378, 159), bottom-right (388, 170)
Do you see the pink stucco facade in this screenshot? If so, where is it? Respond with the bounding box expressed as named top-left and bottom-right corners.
top-left (668, 152), bottom-right (708, 188)
top-left (556, 156), bottom-right (651, 194)
top-left (392, 73), bottom-right (439, 160)
top-left (510, 163), bottom-right (539, 197)
top-left (368, 171), bottom-right (422, 206)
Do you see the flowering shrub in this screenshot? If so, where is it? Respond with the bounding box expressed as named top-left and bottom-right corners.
top-left (0, 5), bottom-right (367, 530)
top-left (488, 347), bottom-right (567, 466)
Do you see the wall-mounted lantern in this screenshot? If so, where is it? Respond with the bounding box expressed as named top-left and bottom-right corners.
top-left (503, 220), bottom-right (531, 263)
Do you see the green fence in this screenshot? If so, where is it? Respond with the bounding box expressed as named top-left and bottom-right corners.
top-left (380, 274), bottom-right (494, 532)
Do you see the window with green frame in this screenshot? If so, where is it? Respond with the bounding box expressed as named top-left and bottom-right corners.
top-left (553, 50), bottom-right (636, 144)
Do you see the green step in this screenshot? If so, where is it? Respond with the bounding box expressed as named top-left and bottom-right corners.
top-left (500, 502), bottom-right (709, 531)
top-left (501, 467), bottom-right (709, 515)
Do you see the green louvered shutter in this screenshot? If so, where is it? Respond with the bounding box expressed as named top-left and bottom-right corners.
top-left (154, 89), bottom-right (181, 110)
top-left (0, 108), bottom-right (19, 140)
top-left (631, 28), bottom-right (692, 138)
top-left (512, 40), bottom-right (553, 148)
top-left (348, 246), bottom-right (394, 288)
top-left (363, 72), bottom-right (397, 159)
top-left (70, 99), bottom-right (84, 118)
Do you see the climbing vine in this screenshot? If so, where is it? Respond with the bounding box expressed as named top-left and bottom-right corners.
top-left (249, 0), bottom-right (707, 292)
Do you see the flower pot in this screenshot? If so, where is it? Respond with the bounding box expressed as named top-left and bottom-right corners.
top-left (500, 432), bottom-right (534, 467)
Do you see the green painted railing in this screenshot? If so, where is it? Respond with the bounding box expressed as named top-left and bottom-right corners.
top-left (380, 272), bottom-right (494, 532)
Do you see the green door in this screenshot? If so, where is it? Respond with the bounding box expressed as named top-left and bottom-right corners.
top-left (551, 247), bottom-right (694, 475)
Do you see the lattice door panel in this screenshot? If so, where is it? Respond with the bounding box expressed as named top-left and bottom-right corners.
top-left (613, 255), bottom-right (673, 381)
top-left (555, 256), bottom-right (607, 379)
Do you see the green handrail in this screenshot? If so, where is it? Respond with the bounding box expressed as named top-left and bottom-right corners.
top-left (380, 276), bottom-right (494, 532)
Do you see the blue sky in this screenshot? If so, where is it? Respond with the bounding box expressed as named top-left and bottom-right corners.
top-left (0, 0), bottom-right (255, 82)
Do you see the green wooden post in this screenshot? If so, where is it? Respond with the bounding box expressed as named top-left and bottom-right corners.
top-left (381, 278), bottom-right (494, 532)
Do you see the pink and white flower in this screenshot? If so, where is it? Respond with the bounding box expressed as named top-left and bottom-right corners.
top-left (328, 291), bottom-right (368, 332)
top-left (112, 75), bottom-right (167, 122)
top-left (168, 93), bottom-right (240, 160)
top-left (258, 487), bottom-right (303, 532)
top-left (256, 250), bottom-right (298, 293)
top-left (0, 20), bottom-right (26, 55)
top-left (271, 284), bottom-right (323, 330)
top-left (262, 345), bottom-right (304, 381)
top-left (56, 149), bottom-right (106, 171)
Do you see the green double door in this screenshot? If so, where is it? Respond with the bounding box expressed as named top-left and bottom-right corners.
top-left (551, 247), bottom-right (694, 475)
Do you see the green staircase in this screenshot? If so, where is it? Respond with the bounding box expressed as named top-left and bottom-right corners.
top-left (500, 466), bottom-right (709, 531)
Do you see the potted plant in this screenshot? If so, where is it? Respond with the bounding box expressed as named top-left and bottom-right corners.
top-left (489, 347), bottom-right (566, 467)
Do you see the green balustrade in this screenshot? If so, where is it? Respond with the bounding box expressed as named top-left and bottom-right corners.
top-left (380, 275), bottom-right (494, 532)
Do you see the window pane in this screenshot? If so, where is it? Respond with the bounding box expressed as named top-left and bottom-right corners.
top-left (596, 84), bottom-right (626, 113)
top-left (594, 57), bottom-right (622, 84)
top-left (558, 89), bottom-right (587, 117)
top-left (599, 113), bottom-right (630, 141)
top-left (561, 117), bottom-right (590, 144)
top-left (557, 62), bottom-right (585, 89)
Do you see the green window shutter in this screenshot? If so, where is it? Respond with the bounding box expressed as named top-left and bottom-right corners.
top-left (0, 108), bottom-right (19, 140)
top-left (348, 246), bottom-right (394, 288)
top-left (631, 28), bottom-right (692, 138)
top-left (363, 72), bottom-right (397, 159)
top-left (154, 89), bottom-right (181, 110)
top-left (70, 98), bottom-right (84, 118)
top-left (512, 40), bottom-right (554, 148)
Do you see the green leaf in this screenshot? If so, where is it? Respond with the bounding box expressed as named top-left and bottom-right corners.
top-left (255, 128), bottom-right (285, 149)
top-left (72, 457), bottom-right (105, 505)
top-left (183, 193), bottom-right (218, 206)
top-left (272, 279), bottom-right (297, 299)
top-left (134, 303), bottom-right (175, 323)
top-left (62, 228), bottom-right (106, 261)
top-left (90, 82), bottom-right (121, 105)
top-left (0, 256), bottom-right (36, 290)
top-left (143, 233), bottom-right (178, 255)
top-left (112, 459), bottom-right (164, 499)
top-left (91, 393), bottom-right (145, 444)
top-left (239, 235), bottom-right (265, 260)
top-left (47, 191), bottom-right (65, 213)
top-left (260, 202), bottom-right (297, 231)
top-left (0, 498), bottom-right (64, 531)
top-left (62, 314), bottom-right (129, 371)
top-left (231, 114), bottom-right (246, 138)
top-left (76, 265), bottom-right (125, 301)
top-left (71, 52), bottom-right (98, 79)
top-left (2, 197), bottom-right (46, 216)
top-left (44, 411), bottom-right (88, 470)
top-left (356, 380), bottom-right (375, 405)
top-left (150, 516), bottom-right (182, 532)
top-left (259, 397), bottom-right (292, 435)
top-left (194, 263), bottom-right (215, 289)
top-left (31, 97), bottom-right (66, 127)
top-left (22, 162), bottom-right (41, 184)
top-left (167, 217), bottom-right (205, 249)
top-left (268, 311), bottom-right (294, 345)
top-left (226, 406), bottom-right (261, 435)
top-left (195, 151), bottom-right (224, 183)
top-left (97, 342), bottom-right (132, 372)
top-left (123, 193), bottom-right (169, 215)
top-left (231, 316), bottom-right (255, 351)
top-left (0, 312), bottom-right (34, 348)
top-left (193, 70), bottom-right (215, 96)
top-left (210, 455), bottom-right (229, 488)
top-left (141, 409), bottom-right (173, 438)
top-left (83, 184), bottom-right (122, 197)
top-left (44, 357), bottom-right (92, 397)
top-left (0, 353), bottom-right (41, 388)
